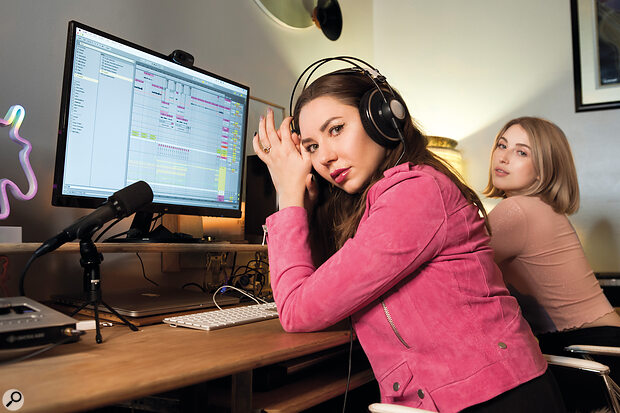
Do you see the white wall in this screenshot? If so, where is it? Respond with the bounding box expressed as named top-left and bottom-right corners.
top-left (0, 0), bottom-right (373, 299)
top-left (374, 0), bottom-right (620, 271)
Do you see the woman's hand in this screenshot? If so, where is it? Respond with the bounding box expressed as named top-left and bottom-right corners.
top-left (253, 109), bottom-right (316, 210)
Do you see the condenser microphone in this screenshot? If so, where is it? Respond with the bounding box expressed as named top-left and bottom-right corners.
top-left (34, 181), bottom-right (153, 258)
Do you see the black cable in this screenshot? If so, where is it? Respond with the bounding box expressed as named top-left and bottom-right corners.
top-left (218, 253), bottom-right (269, 299)
top-left (231, 265), bottom-right (265, 278)
top-left (342, 317), bottom-right (354, 413)
top-left (103, 230), bottom-right (130, 241)
top-left (136, 252), bottom-right (158, 286)
top-left (245, 258), bottom-right (269, 269)
top-left (215, 251), bottom-right (237, 293)
top-left (230, 265), bottom-right (265, 290)
top-left (150, 213), bottom-right (164, 231)
top-left (182, 282), bottom-right (206, 292)
top-left (94, 218), bottom-right (122, 242)
top-left (0, 331), bottom-right (84, 366)
top-left (231, 252), bottom-right (238, 273)
top-left (100, 213), bottom-right (162, 242)
top-left (18, 253), bottom-right (37, 296)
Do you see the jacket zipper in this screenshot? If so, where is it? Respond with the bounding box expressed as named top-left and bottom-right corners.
top-left (380, 299), bottom-right (410, 349)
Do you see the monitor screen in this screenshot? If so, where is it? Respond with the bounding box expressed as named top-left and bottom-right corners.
top-left (53, 21), bottom-right (250, 227)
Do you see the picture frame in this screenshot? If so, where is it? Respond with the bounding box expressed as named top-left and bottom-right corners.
top-left (571, 0), bottom-right (620, 112)
top-left (245, 96), bottom-right (285, 156)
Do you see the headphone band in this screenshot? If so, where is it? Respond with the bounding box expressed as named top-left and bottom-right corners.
top-left (289, 56), bottom-right (395, 119)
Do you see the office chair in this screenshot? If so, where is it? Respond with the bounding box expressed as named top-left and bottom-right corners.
top-left (369, 349), bottom-right (620, 413)
top-left (565, 344), bottom-right (620, 360)
top-left (368, 403), bottom-right (433, 412)
top-left (564, 345), bottom-right (620, 413)
top-left (544, 353), bottom-right (620, 413)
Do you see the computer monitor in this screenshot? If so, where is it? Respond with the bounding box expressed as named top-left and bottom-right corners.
top-left (52, 21), bottom-right (250, 241)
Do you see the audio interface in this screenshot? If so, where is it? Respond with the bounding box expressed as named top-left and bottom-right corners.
top-left (0, 297), bottom-right (78, 349)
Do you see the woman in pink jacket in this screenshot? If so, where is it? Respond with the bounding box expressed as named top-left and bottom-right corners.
top-left (253, 58), bottom-right (564, 412)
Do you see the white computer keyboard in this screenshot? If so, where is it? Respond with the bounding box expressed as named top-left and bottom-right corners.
top-left (163, 302), bottom-right (278, 331)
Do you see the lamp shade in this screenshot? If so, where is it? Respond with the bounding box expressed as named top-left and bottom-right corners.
top-left (427, 136), bottom-right (463, 176)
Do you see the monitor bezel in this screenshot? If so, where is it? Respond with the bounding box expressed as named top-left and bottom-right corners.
top-left (52, 20), bottom-right (249, 219)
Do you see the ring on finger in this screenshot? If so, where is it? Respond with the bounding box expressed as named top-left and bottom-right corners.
top-left (258, 139), bottom-right (271, 154)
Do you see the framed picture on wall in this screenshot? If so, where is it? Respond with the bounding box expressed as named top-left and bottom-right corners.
top-left (571, 0), bottom-right (620, 111)
top-left (245, 96), bottom-right (285, 156)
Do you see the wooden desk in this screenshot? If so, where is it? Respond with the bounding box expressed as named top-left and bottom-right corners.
top-left (0, 319), bottom-right (361, 413)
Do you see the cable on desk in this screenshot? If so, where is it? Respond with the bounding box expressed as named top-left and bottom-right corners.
top-left (230, 265), bottom-right (264, 288)
top-left (18, 253), bottom-right (36, 296)
top-left (0, 328), bottom-right (85, 366)
top-left (136, 252), bottom-right (158, 286)
top-left (226, 252), bottom-right (269, 298)
top-left (342, 317), bottom-right (354, 413)
top-left (182, 282), bottom-right (206, 292)
top-left (102, 230), bottom-right (130, 242)
top-left (212, 285), bottom-right (268, 310)
top-left (94, 218), bottom-right (122, 242)
top-left (150, 213), bottom-right (164, 231)
top-left (99, 212), bottom-right (163, 242)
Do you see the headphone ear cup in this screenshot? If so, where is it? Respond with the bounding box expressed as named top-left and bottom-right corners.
top-left (359, 89), bottom-right (403, 148)
top-left (290, 118), bottom-right (300, 135)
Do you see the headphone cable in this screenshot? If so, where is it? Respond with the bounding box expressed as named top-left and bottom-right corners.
top-left (341, 317), bottom-right (354, 413)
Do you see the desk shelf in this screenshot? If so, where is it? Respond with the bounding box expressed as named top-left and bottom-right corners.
top-left (253, 368), bottom-right (375, 412)
top-left (0, 242), bottom-right (267, 254)
top-left (0, 241), bottom-right (268, 276)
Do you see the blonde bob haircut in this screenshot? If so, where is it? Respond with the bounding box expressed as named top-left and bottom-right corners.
top-left (483, 117), bottom-right (580, 215)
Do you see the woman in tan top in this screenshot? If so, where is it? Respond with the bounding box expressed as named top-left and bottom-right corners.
top-left (483, 117), bottom-right (620, 352)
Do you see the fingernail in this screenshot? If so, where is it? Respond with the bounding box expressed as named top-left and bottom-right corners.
top-left (260, 115), bottom-right (264, 121)
top-left (253, 131), bottom-right (257, 137)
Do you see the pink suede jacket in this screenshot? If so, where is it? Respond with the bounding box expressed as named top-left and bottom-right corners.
top-left (266, 163), bottom-right (546, 412)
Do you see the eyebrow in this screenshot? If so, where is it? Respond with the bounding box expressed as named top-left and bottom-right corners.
top-left (498, 136), bottom-right (531, 149)
top-left (300, 116), bottom-right (342, 145)
top-left (320, 116), bottom-right (341, 132)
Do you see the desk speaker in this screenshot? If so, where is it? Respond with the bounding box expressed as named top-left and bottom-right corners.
top-left (245, 155), bottom-right (277, 244)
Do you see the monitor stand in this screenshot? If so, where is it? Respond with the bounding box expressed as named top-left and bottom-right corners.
top-left (105, 211), bottom-right (202, 243)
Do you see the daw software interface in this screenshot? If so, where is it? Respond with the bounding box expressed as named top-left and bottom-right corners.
top-left (59, 25), bottom-right (249, 213)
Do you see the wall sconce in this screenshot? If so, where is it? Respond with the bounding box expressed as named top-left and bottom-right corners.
top-left (427, 136), bottom-right (464, 176)
top-left (254, 0), bottom-right (343, 40)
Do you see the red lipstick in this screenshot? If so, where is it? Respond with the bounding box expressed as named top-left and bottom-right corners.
top-left (330, 167), bottom-right (351, 184)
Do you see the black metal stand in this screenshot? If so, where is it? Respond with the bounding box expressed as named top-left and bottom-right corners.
top-left (70, 237), bottom-right (138, 343)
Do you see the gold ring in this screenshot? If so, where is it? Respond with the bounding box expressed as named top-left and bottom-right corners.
top-left (263, 147), bottom-right (271, 154)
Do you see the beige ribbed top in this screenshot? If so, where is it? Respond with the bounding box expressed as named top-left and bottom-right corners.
top-left (488, 195), bottom-right (614, 334)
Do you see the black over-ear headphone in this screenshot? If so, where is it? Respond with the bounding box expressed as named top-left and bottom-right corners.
top-left (289, 56), bottom-right (407, 149)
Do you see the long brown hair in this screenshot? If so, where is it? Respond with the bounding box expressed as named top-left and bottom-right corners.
top-left (483, 117), bottom-right (579, 215)
top-left (293, 71), bottom-right (488, 263)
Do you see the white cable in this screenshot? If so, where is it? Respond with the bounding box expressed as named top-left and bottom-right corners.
top-left (212, 284), bottom-right (268, 310)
